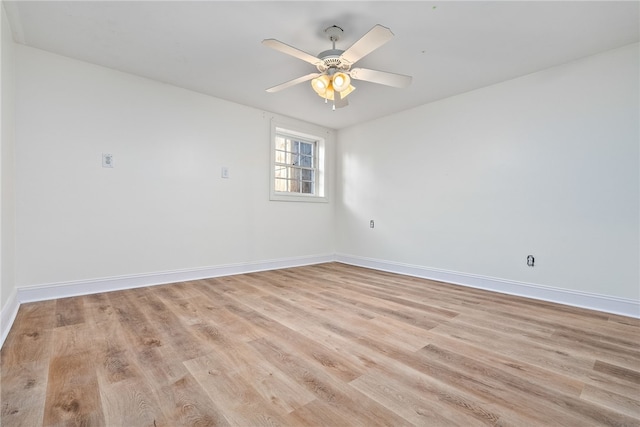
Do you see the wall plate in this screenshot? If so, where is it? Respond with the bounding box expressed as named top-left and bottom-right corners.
top-left (102, 153), bottom-right (114, 168)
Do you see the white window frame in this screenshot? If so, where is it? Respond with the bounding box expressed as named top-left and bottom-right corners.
top-left (270, 122), bottom-right (327, 203)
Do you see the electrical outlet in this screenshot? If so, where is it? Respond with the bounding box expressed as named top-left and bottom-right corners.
top-left (370, 220), bottom-right (375, 228)
top-left (527, 255), bottom-right (535, 267)
top-left (221, 167), bottom-right (229, 178)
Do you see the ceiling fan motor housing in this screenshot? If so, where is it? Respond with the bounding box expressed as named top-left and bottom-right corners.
top-left (317, 49), bottom-right (350, 73)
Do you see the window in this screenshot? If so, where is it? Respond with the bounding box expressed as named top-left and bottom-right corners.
top-left (270, 123), bottom-right (327, 202)
top-left (274, 135), bottom-right (316, 194)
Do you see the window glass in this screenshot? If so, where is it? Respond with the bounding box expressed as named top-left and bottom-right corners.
top-left (270, 123), bottom-right (327, 202)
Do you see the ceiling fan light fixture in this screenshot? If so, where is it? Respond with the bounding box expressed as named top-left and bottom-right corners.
top-left (332, 72), bottom-right (351, 92)
top-left (311, 75), bottom-right (331, 94)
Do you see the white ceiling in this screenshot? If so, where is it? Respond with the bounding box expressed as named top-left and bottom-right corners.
top-left (4, 1), bottom-right (639, 130)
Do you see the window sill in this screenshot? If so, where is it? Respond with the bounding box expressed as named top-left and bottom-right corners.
top-left (270, 193), bottom-right (328, 203)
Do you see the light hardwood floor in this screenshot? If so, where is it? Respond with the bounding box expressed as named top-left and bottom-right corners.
top-left (1, 262), bottom-right (639, 426)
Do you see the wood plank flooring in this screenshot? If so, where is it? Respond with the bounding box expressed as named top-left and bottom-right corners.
top-left (1, 262), bottom-right (639, 426)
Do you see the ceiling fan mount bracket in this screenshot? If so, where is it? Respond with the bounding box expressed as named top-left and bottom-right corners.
top-left (324, 25), bottom-right (344, 43)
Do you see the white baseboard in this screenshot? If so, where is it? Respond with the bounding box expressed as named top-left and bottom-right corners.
top-left (17, 254), bottom-right (335, 304)
top-left (335, 253), bottom-right (640, 319)
top-left (0, 289), bottom-right (19, 348)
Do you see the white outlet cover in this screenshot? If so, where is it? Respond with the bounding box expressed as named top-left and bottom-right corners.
top-left (221, 167), bottom-right (229, 178)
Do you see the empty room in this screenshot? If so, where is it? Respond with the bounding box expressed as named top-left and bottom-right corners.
top-left (1, 1), bottom-right (638, 426)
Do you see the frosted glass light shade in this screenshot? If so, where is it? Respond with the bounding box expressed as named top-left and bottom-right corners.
top-left (332, 72), bottom-right (351, 92)
top-left (311, 75), bottom-right (331, 94)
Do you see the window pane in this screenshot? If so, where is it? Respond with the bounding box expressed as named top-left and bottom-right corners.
top-left (275, 136), bottom-right (287, 151)
top-left (275, 150), bottom-right (286, 164)
top-left (274, 166), bottom-right (288, 178)
top-left (299, 155), bottom-right (312, 167)
top-left (301, 169), bottom-right (314, 181)
top-left (274, 178), bottom-right (288, 192)
top-left (290, 167), bottom-right (301, 180)
top-left (300, 142), bottom-right (313, 155)
top-left (301, 181), bottom-right (314, 194)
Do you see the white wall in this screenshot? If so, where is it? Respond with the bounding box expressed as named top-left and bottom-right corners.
top-left (1, 3), bottom-right (16, 312)
top-left (15, 45), bottom-right (335, 288)
top-left (336, 43), bottom-right (639, 301)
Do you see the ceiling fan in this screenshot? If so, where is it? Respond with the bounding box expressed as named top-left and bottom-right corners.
top-left (262, 24), bottom-right (412, 109)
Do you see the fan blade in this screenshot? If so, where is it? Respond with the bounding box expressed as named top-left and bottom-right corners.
top-left (334, 91), bottom-right (349, 109)
top-left (262, 39), bottom-right (321, 66)
top-left (266, 73), bottom-right (322, 93)
top-left (339, 24), bottom-right (394, 65)
top-left (349, 68), bottom-right (412, 88)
